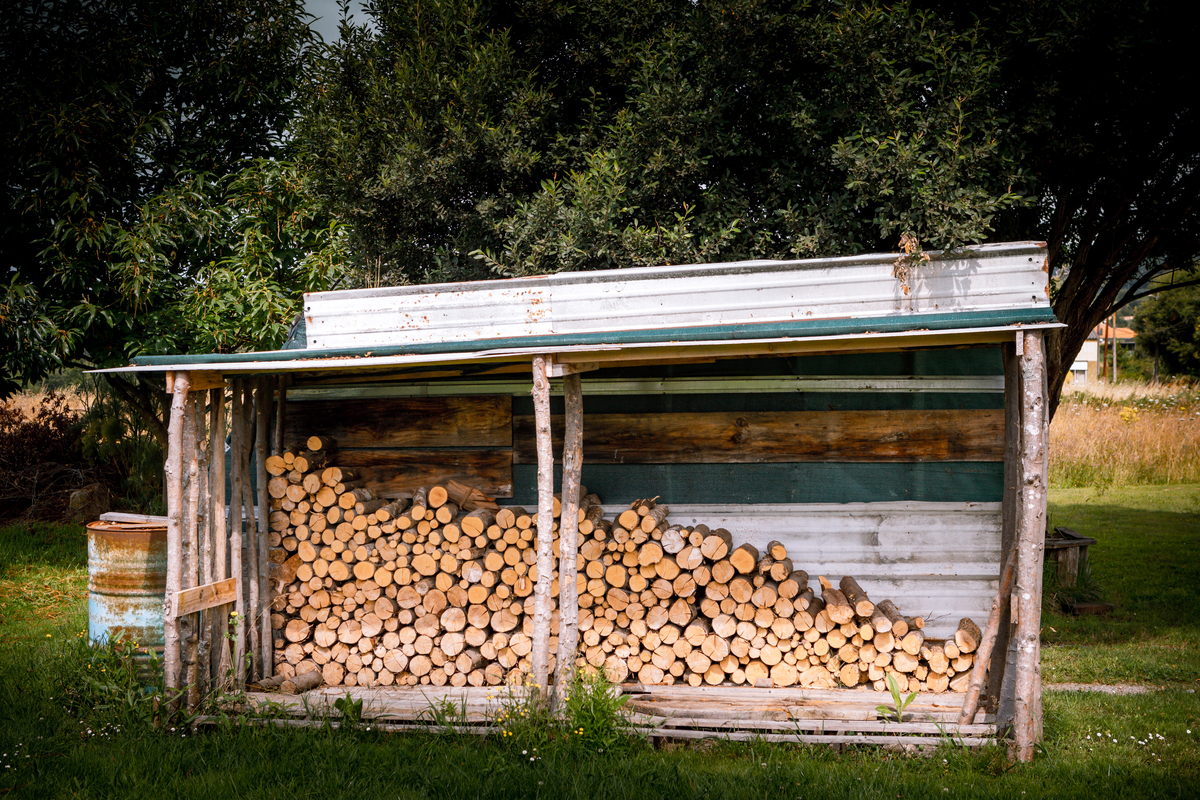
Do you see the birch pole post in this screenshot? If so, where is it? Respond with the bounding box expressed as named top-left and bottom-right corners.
top-left (210, 387), bottom-right (230, 683)
top-left (195, 393), bottom-right (212, 697)
top-left (242, 382), bottom-right (260, 679)
top-left (163, 371), bottom-right (190, 701)
top-left (229, 380), bottom-right (246, 688)
top-left (255, 376), bottom-right (272, 680)
top-left (555, 372), bottom-right (583, 703)
top-left (1014, 330), bottom-right (1048, 762)
top-left (182, 389), bottom-right (201, 708)
top-left (530, 355), bottom-right (555, 694)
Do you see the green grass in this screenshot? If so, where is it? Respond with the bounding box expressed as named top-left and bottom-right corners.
top-left (0, 521), bottom-right (88, 643)
top-left (2, 506), bottom-right (1199, 798)
top-left (1044, 485), bottom-right (1200, 687)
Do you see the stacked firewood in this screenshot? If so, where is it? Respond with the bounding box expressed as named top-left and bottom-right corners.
top-left (265, 438), bottom-right (981, 691)
top-left (568, 498), bottom-right (981, 692)
top-left (266, 436), bottom-right (565, 688)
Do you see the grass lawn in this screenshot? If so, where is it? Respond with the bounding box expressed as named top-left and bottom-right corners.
top-left (1044, 484), bottom-right (1200, 688)
top-left (1, 487), bottom-right (1198, 798)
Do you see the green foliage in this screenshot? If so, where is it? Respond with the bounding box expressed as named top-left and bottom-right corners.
top-left (300, 0), bottom-right (1028, 285)
top-left (561, 666), bottom-right (637, 753)
top-left (1134, 285), bottom-right (1200, 378)
top-left (0, 0), bottom-right (346, 422)
top-left (876, 673), bottom-right (919, 723)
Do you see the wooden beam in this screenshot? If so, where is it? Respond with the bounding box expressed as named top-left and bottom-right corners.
top-left (554, 371), bottom-right (583, 704)
top-left (1013, 330), bottom-right (1048, 762)
top-left (547, 360), bottom-right (599, 378)
top-left (530, 355), bottom-right (555, 692)
top-left (163, 370), bottom-right (190, 699)
top-left (167, 578), bottom-right (238, 618)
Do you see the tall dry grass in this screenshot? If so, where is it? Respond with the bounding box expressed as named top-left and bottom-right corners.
top-left (1051, 382), bottom-right (1200, 487)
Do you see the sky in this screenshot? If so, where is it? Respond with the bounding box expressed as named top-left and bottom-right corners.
top-left (304, 0), bottom-right (374, 43)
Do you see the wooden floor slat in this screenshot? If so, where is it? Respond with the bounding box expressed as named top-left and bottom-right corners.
top-left (241, 686), bottom-right (1000, 741)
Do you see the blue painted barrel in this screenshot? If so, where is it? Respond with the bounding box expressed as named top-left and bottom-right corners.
top-left (86, 521), bottom-right (168, 658)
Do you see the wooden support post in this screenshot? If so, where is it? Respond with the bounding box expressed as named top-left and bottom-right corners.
top-left (229, 380), bottom-right (246, 688)
top-left (530, 355), bottom-right (555, 693)
top-left (255, 376), bottom-right (272, 680)
top-left (555, 372), bottom-right (583, 702)
top-left (210, 386), bottom-right (230, 684)
top-left (992, 342), bottom-right (1020, 711)
top-left (958, 544), bottom-right (1017, 724)
top-left (1014, 330), bottom-right (1048, 762)
top-left (164, 371), bottom-right (190, 700)
top-left (195, 393), bottom-right (212, 698)
top-left (182, 389), bottom-right (201, 708)
top-left (242, 382), bottom-right (259, 681)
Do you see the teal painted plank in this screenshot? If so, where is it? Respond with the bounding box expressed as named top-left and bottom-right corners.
top-left (508, 463), bottom-right (1003, 505)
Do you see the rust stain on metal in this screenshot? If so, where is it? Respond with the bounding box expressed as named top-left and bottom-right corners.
top-left (87, 521), bottom-right (168, 651)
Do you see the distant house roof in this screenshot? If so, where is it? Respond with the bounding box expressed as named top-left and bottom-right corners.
top-left (102, 241), bottom-right (1061, 376)
top-left (1090, 322), bottom-right (1137, 341)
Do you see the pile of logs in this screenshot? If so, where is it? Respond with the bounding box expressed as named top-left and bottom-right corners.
top-left (265, 437), bottom-right (982, 692)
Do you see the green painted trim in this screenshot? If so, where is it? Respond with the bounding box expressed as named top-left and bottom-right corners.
top-left (508, 462), bottom-right (1003, 505)
top-left (129, 309), bottom-right (1056, 367)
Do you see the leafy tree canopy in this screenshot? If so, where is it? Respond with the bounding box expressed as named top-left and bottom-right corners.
top-left (301, 0), bottom-right (1200, 415)
top-left (0, 0), bottom-right (347, 438)
top-left (1134, 284), bottom-right (1200, 378)
top-left (300, 0), bottom-right (1027, 283)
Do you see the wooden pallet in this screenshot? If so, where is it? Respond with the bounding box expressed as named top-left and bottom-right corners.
top-left (232, 684), bottom-right (999, 748)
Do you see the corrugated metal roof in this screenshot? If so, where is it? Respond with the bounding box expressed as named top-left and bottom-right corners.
top-left (112, 241), bottom-right (1059, 374)
top-left (303, 241), bottom-right (1051, 350)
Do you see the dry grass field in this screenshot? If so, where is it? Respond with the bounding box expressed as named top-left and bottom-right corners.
top-left (1051, 380), bottom-right (1200, 487)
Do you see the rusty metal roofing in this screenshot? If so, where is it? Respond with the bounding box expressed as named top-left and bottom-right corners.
top-left (113, 241), bottom-right (1059, 374)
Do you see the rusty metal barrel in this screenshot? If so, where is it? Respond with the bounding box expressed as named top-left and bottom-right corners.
top-left (86, 520), bottom-right (168, 655)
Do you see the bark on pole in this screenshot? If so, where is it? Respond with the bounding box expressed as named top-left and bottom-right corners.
top-left (182, 389), bottom-right (201, 708)
top-left (229, 380), bottom-right (246, 688)
top-left (1014, 330), bottom-right (1048, 762)
top-left (210, 386), bottom-right (229, 681)
top-left (255, 376), bottom-right (272, 680)
top-left (164, 370), bottom-right (190, 699)
top-left (242, 382), bottom-right (260, 680)
top-left (196, 393), bottom-right (212, 698)
top-left (530, 355), bottom-right (555, 693)
top-left (555, 372), bottom-right (583, 702)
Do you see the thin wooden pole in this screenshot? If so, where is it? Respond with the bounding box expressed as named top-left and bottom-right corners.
top-left (211, 386), bottom-right (230, 683)
top-left (555, 372), bottom-right (583, 703)
top-left (1014, 330), bottom-right (1048, 762)
top-left (164, 371), bottom-right (190, 700)
top-left (255, 376), bottom-right (272, 680)
top-left (991, 342), bottom-right (1020, 709)
top-left (530, 355), bottom-right (555, 692)
top-left (958, 544), bottom-right (1017, 724)
top-left (243, 382), bottom-right (260, 680)
top-left (196, 392), bottom-right (212, 698)
top-left (182, 389), bottom-right (201, 708)
top-left (229, 380), bottom-right (246, 688)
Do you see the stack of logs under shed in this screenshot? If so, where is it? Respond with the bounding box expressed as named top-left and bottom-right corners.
top-left (266, 436), bottom-right (983, 692)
